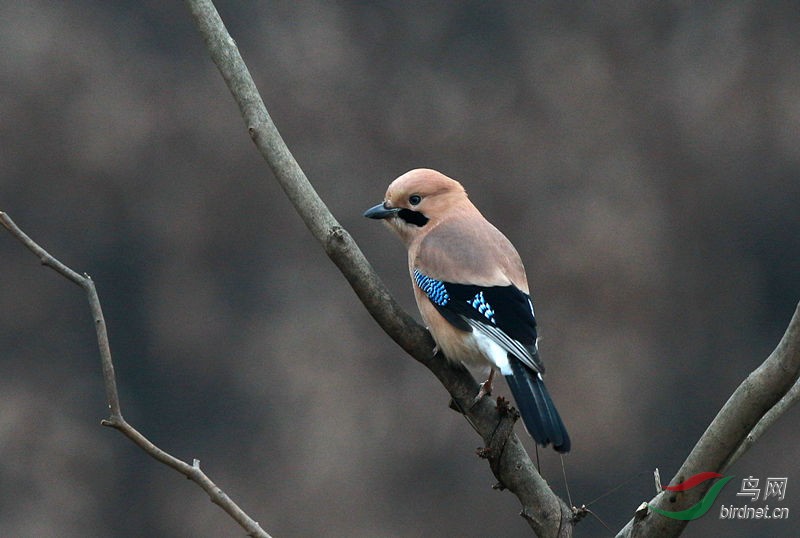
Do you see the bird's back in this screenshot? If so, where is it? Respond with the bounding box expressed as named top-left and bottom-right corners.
top-left (409, 209), bottom-right (529, 293)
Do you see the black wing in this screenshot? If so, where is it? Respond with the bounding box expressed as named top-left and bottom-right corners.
top-left (413, 269), bottom-right (544, 373)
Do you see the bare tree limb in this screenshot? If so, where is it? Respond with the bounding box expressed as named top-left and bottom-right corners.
top-left (726, 375), bottom-right (800, 468)
top-left (183, 0), bottom-right (573, 536)
top-left (0, 211), bottom-right (272, 538)
top-left (617, 301), bottom-right (800, 537)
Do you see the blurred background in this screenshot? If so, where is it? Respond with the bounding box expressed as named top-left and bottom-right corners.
top-left (1, 2), bottom-right (798, 537)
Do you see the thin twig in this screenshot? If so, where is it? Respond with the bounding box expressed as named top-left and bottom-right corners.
top-left (0, 211), bottom-right (271, 538)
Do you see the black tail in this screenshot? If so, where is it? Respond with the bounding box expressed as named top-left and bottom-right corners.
top-left (505, 357), bottom-right (570, 453)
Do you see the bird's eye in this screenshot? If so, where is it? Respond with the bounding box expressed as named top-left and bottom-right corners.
top-left (409, 194), bottom-right (422, 205)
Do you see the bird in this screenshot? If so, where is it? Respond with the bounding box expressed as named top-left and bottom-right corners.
top-left (364, 168), bottom-right (570, 453)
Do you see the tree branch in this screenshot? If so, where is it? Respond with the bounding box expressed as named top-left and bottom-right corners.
top-left (0, 211), bottom-right (272, 538)
top-left (617, 301), bottom-right (800, 537)
top-left (725, 375), bottom-right (800, 468)
top-left (184, 0), bottom-right (572, 535)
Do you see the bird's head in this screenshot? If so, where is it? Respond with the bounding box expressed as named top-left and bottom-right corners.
top-left (364, 168), bottom-right (468, 245)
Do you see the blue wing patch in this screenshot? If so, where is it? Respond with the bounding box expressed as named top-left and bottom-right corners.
top-left (468, 291), bottom-right (496, 324)
top-left (413, 269), bottom-right (450, 306)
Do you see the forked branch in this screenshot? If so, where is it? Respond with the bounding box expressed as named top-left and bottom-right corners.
top-left (617, 302), bottom-right (800, 537)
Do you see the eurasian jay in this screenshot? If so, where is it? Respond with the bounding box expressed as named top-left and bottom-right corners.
top-left (364, 168), bottom-right (570, 453)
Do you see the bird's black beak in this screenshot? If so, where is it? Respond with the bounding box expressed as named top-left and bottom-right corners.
top-left (363, 202), bottom-right (401, 219)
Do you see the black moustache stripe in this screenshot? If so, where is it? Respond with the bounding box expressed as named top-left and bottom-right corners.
top-left (398, 208), bottom-right (429, 227)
